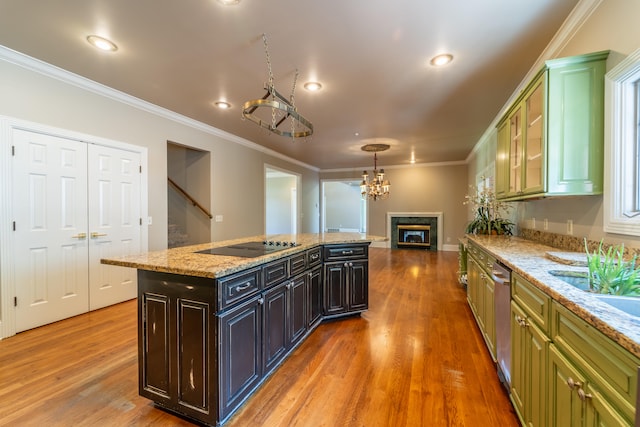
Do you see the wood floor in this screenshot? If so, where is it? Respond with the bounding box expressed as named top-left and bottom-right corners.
top-left (0, 248), bottom-right (519, 426)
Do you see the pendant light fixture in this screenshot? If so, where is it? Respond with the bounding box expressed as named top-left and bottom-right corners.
top-left (360, 144), bottom-right (391, 201)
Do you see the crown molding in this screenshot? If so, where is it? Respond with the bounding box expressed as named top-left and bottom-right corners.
top-left (0, 45), bottom-right (320, 173)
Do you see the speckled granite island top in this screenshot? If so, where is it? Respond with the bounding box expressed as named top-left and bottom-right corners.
top-left (466, 234), bottom-right (640, 359)
top-left (101, 232), bottom-right (386, 279)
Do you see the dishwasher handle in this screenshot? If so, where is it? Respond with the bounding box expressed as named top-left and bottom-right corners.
top-left (491, 263), bottom-right (511, 286)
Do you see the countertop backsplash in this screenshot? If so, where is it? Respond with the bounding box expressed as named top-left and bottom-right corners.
top-left (520, 227), bottom-right (640, 259)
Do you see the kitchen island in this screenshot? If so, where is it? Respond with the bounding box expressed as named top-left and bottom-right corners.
top-left (102, 232), bottom-right (385, 426)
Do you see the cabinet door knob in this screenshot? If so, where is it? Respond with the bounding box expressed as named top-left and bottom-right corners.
top-left (90, 232), bottom-right (107, 238)
top-left (577, 388), bottom-right (592, 401)
top-left (71, 232), bottom-right (87, 240)
top-left (515, 315), bottom-right (529, 328)
top-left (257, 298), bottom-right (264, 305)
top-left (348, 262), bottom-right (353, 267)
top-left (566, 377), bottom-right (581, 390)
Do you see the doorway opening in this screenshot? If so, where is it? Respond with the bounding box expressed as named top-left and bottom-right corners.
top-left (321, 180), bottom-right (367, 233)
top-left (265, 166), bottom-right (300, 235)
top-left (167, 142), bottom-right (211, 248)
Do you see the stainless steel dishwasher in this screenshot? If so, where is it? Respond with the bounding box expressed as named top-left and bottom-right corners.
top-left (492, 260), bottom-right (512, 389)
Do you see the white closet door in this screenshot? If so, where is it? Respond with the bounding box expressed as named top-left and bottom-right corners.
top-left (13, 129), bottom-right (89, 332)
top-left (87, 144), bottom-right (141, 310)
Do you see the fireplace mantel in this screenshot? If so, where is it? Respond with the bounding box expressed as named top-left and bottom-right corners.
top-left (386, 212), bottom-right (443, 251)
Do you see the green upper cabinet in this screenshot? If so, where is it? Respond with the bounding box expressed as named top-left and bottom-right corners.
top-left (495, 120), bottom-right (509, 199)
top-left (496, 51), bottom-right (609, 201)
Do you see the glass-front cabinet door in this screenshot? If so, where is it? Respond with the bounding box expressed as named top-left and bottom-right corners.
top-left (508, 106), bottom-right (522, 196)
top-left (495, 120), bottom-right (509, 199)
top-left (523, 78), bottom-right (544, 195)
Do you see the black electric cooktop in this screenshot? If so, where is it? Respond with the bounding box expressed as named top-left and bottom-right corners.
top-left (195, 240), bottom-right (300, 258)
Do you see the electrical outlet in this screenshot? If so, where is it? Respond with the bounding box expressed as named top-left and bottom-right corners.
top-left (567, 219), bottom-right (573, 235)
top-left (543, 218), bottom-right (548, 230)
top-left (215, 215), bottom-right (223, 222)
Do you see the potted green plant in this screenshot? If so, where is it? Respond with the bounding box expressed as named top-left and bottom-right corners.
top-left (463, 181), bottom-right (514, 235)
top-left (584, 239), bottom-right (640, 296)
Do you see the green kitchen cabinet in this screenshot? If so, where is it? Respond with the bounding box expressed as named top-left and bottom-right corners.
top-left (496, 50), bottom-right (609, 201)
top-left (511, 300), bottom-right (550, 427)
top-left (465, 241), bottom-right (496, 360)
top-left (549, 302), bottom-right (638, 426)
top-left (495, 119), bottom-right (510, 199)
top-left (549, 344), bottom-right (589, 426)
top-left (466, 256), bottom-right (480, 317)
top-left (549, 344), bottom-right (631, 427)
top-left (510, 272), bottom-right (551, 427)
top-left (482, 271), bottom-right (496, 359)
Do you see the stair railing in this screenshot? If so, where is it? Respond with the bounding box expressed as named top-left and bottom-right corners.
top-left (167, 177), bottom-right (213, 219)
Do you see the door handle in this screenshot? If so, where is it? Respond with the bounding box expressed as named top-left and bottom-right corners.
top-left (90, 232), bottom-right (107, 238)
top-left (71, 233), bottom-right (87, 240)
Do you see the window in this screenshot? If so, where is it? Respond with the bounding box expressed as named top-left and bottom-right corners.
top-left (604, 48), bottom-right (640, 235)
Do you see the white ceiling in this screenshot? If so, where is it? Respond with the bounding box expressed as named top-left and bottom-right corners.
top-left (0, 0), bottom-right (580, 170)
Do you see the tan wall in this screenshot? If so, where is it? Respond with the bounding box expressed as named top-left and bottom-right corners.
top-left (0, 59), bottom-right (320, 250)
top-left (322, 163), bottom-right (468, 246)
top-left (468, 0), bottom-right (640, 249)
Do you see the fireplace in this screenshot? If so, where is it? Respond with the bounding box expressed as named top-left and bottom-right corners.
top-left (397, 224), bottom-right (430, 248)
top-left (387, 212), bottom-right (441, 251)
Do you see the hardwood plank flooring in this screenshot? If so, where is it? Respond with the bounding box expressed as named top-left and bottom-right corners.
top-left (0, 248), bottom-right (518, 426)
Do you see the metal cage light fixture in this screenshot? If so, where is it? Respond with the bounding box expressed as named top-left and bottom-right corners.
top-left (360, 144), bottom-right (391, 201)
top-left (241, 34), bottom-right (313, 139)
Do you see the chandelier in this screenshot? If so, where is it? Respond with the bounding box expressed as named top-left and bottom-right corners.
top-left (242, 34), bottom-right (313, 139)
top-left (360, 144), bottom-right (391, 201)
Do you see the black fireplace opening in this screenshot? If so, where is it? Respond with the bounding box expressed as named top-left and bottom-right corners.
top-left (397, 224), bottom-right (430, 248)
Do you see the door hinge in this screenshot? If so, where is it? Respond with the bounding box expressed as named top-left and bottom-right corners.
top-left (12, 221), bottom-right (16, 231)
top-left (139, 165), bottom-right (142, 173)
top-left (11, 145), bottom-right (15, 156)
top-left (139, 217), bottom-right (142, 226)
top-left (14, 297), bottom-right (17, 307)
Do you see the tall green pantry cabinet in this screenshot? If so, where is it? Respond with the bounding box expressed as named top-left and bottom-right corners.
top-left (496, 51), bottom-right (608, 201)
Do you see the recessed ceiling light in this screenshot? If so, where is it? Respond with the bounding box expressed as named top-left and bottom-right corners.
top-left (215, 101), bottom-right (232, 109)
top-left (304, 82), bottom-right (322, 92)
top-left (86, 35), bottom-right (118, 52)
top-left (430, 53), bottom-right (453, 67)
top-left (217, 0), bottom-right (240, 4)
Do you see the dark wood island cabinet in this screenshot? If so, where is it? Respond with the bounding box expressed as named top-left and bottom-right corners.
top-left (103, 235), bottom-right (382, 426)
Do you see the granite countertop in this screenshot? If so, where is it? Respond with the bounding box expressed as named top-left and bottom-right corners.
top-left (101, 233), bottom-right (386, 279)
top-left (466, 234), bottom-right (640, 359)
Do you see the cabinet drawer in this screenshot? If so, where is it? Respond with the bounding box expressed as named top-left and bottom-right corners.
top-left (263, 259), bottom-right (289, 288)
top-left (551, 301), bottom-right (639, 412)
top-left (512, 271), bottom-right (550, 335)
top-left (467, 241), bottom-right (495, 273)
top-left (218, 267), bottom-right (262, 309)
top-left (324, 244), bottom-right (368, 261)
top-left (307, 247), bottom-right (322, 267)
top-left (289, 252), bottom-right (307, 276)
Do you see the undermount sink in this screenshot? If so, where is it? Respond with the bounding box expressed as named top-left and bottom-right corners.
top-left (594, 294), bottom-right (640, 318)
top-left (548, 270), bottom-right (590, 290)
top-left (548, 270), bottom-right (640, 318)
